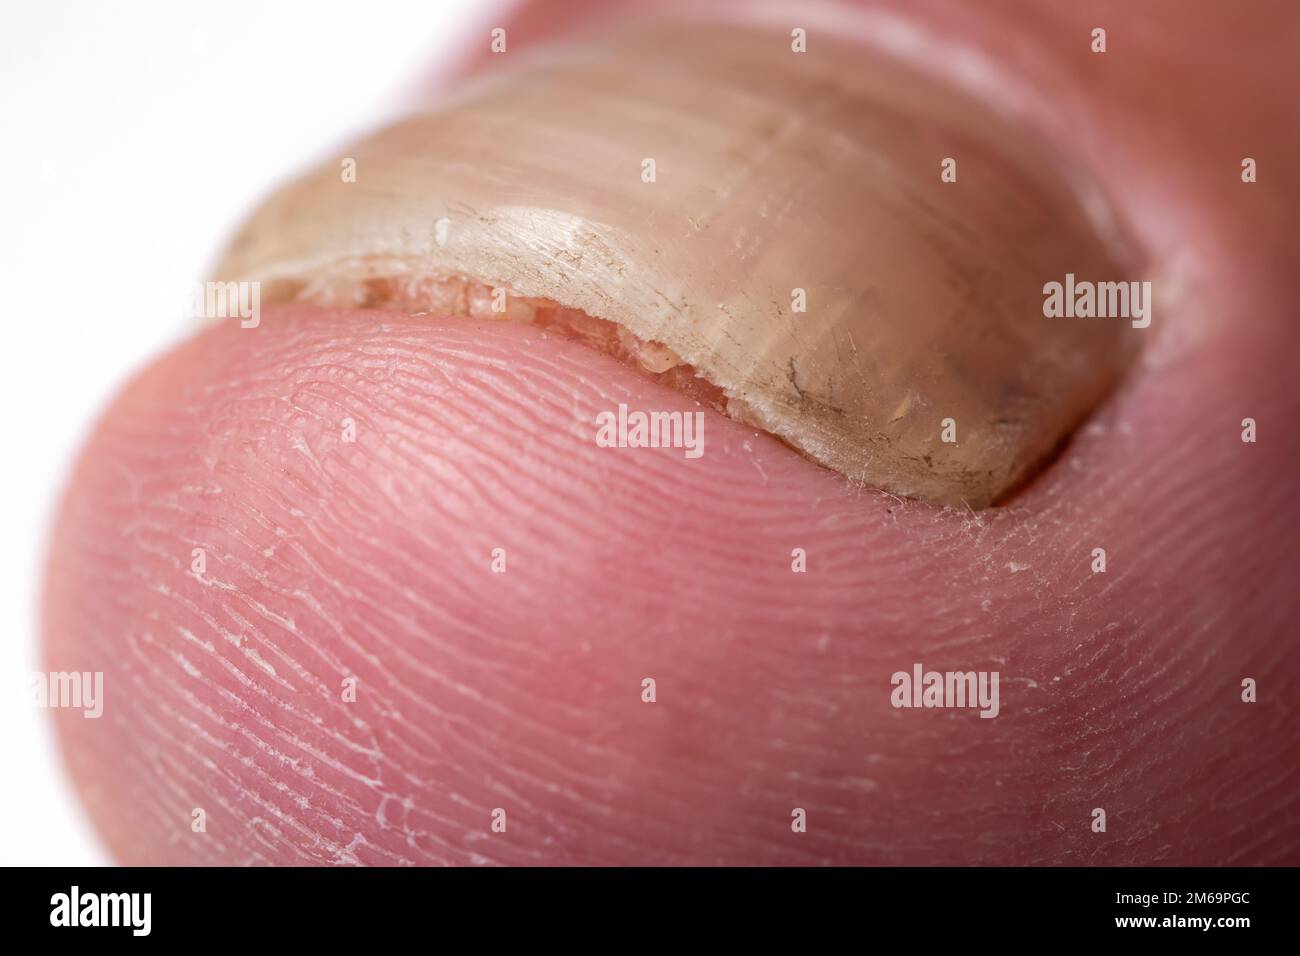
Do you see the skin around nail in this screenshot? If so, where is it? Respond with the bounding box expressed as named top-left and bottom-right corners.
top-left (42, 0), bottom-right (1300, 865)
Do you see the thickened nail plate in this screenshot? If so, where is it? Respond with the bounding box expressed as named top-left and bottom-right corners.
top-left (215, 16), bottom-right (1146, 506)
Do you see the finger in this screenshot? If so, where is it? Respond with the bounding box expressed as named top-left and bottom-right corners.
top-left (44, 0), bottom-right (1300, 865)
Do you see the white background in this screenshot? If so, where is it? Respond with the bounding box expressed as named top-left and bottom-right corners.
top-left (0, 0), bottom-right (494, 865)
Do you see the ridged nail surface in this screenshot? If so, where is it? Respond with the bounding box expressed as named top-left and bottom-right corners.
top-left (216, 16), bottom-right (1145, 506)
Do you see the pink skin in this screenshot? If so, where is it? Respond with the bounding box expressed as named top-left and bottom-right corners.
top-left (44, 0), bottom-right (1299, 864)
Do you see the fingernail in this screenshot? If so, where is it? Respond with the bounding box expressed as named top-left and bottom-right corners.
top-left (216, 15), bottom-right (1144, 506)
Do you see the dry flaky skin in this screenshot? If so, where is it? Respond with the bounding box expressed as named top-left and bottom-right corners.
top-left (296, 272), bottom-right (729, 407)
top-left (215, 16), bottom-right (1145, 507)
